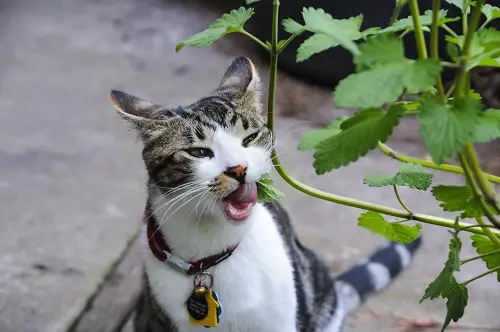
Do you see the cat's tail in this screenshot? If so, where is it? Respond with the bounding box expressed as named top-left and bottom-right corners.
top-left (334, 237), bottom-right (422, 312)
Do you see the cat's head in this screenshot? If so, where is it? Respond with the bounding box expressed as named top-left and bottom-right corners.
top-left (109, 57), bottom-right (272, 223)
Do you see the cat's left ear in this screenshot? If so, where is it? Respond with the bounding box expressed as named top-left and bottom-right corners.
top-left (215, 57), bottom-right (261, 105)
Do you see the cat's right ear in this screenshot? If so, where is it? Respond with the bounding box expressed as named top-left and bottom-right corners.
top-left (109, 90), bottom-right (164, 124)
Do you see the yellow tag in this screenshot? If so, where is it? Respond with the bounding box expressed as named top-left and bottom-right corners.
top-left (188, 289), bottom-right (220, 327)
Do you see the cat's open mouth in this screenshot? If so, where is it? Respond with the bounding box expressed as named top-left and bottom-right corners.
top-left (222, 182), bottom-right (257, 222)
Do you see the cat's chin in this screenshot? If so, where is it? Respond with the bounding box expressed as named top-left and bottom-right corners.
top-left (222, 182), bottom-right (257, 223)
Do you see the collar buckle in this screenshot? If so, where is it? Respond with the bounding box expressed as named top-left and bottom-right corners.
top-left (164, 251), bottom-right (192, 271)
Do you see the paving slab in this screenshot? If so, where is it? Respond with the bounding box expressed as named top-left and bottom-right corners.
top-left (0, 0), bottom-right (499, 331)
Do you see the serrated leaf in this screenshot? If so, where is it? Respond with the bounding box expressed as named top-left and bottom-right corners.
top-left (357, 212), bottom-right (421, 244)
top-left (294, 7), bottom-right (363, 56)
top-left (313, 106), bottom-right (403, 173)
top-left (364, 163), bottom-right (434, 190)
top-left (354, 35), bottom-right (405, 68)
top-left (431, 185), bottom-right (498, 218)
top-left (257, 173), bottom-right (285, 203)
top-left (297, 34), bottom-right (338, 62)
top-left (334, 59), bottom-right (441, 108)
top-left (377, 10), bottom-right (458, 34)
top-left (472, 109), bottom-right (500, 143)
top-left (482, 4), bottom-right (500, 24)
top-left (282, 18), bottom-right (305, 36)
top-left (462, 28), bottom-right (500, 69)
top-left (418, 96), bottom-right (482, 164)
top-left (442, 281), bottom-right (468, 331)
top-left (470, 234), bottom-right (500, 282)
top-left (176, 7), bottom-right (254, 52)
top-left (421, 234), bottom-right (462, 301)
top-left (298, 116), bottom-right (348, 151)
top-left (445, 0), bottom-right (471, 14)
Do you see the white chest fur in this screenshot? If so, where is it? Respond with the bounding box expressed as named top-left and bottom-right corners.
top-left (142, 204), bottom-right (298, 332)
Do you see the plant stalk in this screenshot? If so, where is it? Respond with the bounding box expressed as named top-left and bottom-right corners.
top-left (240, 30), bottom-right (271, 51)
top-left (458, 152), bottom-right (500, 241)
top-left (430, 0), bottom-right (445, 96)
top-left (463, 143), bottom-right (500, 215)
top-left (271, 151), bottom-right (500, 238)
top-left (454, 0), bottom-right (486, 99)
top-left (393, 185), bottom-right (413, 214)
top-left (461, 248), bottom-right (500, 265)
top-left (266, 0), bottom-right (279, 134)
top-left (408, 0), bottom-right (428, 59)
top-left (463, 266), bottom-right (500, 285)
top-left (377, 142), bottom-right (500, 184)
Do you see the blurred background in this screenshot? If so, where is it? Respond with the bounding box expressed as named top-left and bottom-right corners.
top-left (1, 0), bottom-right (499, 331)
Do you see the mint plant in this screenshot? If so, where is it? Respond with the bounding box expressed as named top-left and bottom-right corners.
top-left (176, 0), bottom-right (500, 330)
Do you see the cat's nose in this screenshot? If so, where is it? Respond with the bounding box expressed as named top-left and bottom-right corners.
top-left (224, 164), bottom-right (247, 184)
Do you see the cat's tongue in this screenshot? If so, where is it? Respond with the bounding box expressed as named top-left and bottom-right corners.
top-left (223, 182), bottom-right (257, 222)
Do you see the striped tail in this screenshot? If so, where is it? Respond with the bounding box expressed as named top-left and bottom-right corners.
top-left (334, 236), bottom-right (422, 311)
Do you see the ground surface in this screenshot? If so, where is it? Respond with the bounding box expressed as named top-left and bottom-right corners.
top-left (0, 0), bottom-right (499, 331)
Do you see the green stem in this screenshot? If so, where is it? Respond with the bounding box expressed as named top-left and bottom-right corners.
top-left (461, 248), bottom-right (500, 265)
top-left (409, 0), bottom-right (428, 59)
top-left (458, 224), bottom-right (498, 233)
top-left (442, 24), bottom-right (459, 38)
top-left (458, 152), bottom-right (500, 237)
top-left (266, 0), bottom-right (279, 134)
top-left (393, 185), bottom-right (413, 214)
top-left (463, 143), bottom-right (500, 215)
top-left (278, 35), bottom-right (296, 54)
top-left (462, 9), bottom-right (468, 35)
top-left (377, 142), bottom-right (500, 184)
top-left (454, 0), bottom-right (485, 99)
top-left (389, 1), bottom-right (407, 26)
top-left (431, 0), bottom-right (445, 96)
top-left (271, 152), bottom-right (500, 238)
top-left (240, 30), bottom-right (271, 51)
top-left (463, 266), bottom-right (500, 285)
top-left (475, 217), bottom-right (500, 247)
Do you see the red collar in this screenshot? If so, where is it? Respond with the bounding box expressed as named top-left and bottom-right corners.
top-left (144, 202), bottom-right (238, 275)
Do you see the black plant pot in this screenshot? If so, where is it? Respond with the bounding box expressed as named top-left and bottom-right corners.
top-left (244, 0), bottom-right (470, 87)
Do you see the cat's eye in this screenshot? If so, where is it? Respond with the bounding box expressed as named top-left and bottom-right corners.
top-left (242, 132), bottom-right (260, 147)
top-left (186, 148), bottom-right (214, 159)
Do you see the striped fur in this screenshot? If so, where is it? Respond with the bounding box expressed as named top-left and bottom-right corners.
top-left (110, 57), bottom-right (422, 332)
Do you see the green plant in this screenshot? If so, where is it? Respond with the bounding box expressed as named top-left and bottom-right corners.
top-left (176, 0), bottom-right (500, 330)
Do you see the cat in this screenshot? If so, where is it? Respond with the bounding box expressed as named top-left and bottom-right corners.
top-left (109, 56), bottom-right (422, 332)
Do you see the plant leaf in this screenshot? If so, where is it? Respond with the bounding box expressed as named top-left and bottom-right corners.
top-left (297, 34), bottom-right (338, 62)
top-left (282, 18), bottom-right (305, 35)
top-left (418, 95), bottom-right (482, 164)
top-left (176, 7), bottom-right (254, 52)
top-left (442, 280), bottom-right (469, 331)
top-left (357, 212), bottom-right (421, 244)
top-left (377, 10), bottom-right (458, 34)
top-left (313, 105), bottom-right (403, 173)
top-left (482, 4), bottom-right (500, 24)
top-left (354, 35), bottom-right (405, 68)
top-left (364, 163), bottom-right (434, 190)
top-left (431, 185), bottom-right (498, 218)
top-left (246, 0), bottom-right (261, 4)
top-left (445, 0), bottom-right (471, 14)
top-left (298, 116), bottom-right (348, 151)
top-left (257, 173), bottom-right (285, 203)
top-left (470, 234), bottom-right (500, 282)
top-left (472, 109), bottom-right (500, 143)
top-left (334, 59), bottom-right (441, 108)
top-left (421, 233), bottom-right (462, 301)
top-left (291, 7), bottom-right (363, 57)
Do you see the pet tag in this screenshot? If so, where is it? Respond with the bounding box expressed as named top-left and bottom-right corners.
top-left (187, 272), bottom-right (222, 328)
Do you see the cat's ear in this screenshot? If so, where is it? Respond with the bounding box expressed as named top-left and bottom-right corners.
top-left (216, 57), bottom-right (261, 102)
top-left (109, 90), bottom-right (166, 123)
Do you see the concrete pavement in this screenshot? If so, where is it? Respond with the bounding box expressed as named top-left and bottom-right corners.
top-left (0, 0), bottom-right (498, 331)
